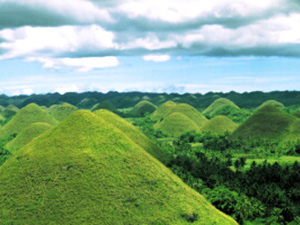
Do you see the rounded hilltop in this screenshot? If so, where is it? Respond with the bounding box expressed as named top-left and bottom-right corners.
top-left (130, 100), bottom-right (157, 117)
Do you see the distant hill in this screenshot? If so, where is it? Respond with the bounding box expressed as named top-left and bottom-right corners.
top-left (48, 103), bottom-right (78, 122)
top-left (203, 98), bottom-right (239, 117)
top-left (0, 103), bottom-right (58, 141)
top-left (77, 97), bottom-right (97, 109)
top-left (94, 109), bottom-right (167, 163)
top-left (6, 122), bottom-right (52, 152)
top-left (130, 100), bottom-right (157, 117)
top-left (1, 105), bottom-right (19, 118)
top-left (154, 112), bottom-right (200, 137)
top-left (0, 110), bottom-right (237, 225)
top-left (91, 100), bottom-right (119, 113)
top-left (232, 105), bottom-right (297, 141)
top-left (200, 116), bottom-right (238, 134)
top-left (258, 100), bottom-right (284, 110)
top-left (152, 101), bottom-right (207, 127)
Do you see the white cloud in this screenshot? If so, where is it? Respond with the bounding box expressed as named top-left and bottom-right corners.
top-left (54, 84), bottom-right (81, 94)
top-left (143, 54), bottom-right (170, 62)
top-left (26, 56), bottom-right (119, 72)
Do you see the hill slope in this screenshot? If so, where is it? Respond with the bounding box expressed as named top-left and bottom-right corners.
top-left (93, 109), bottom-right (167, 162)
top-left (6, 122), bottom-right (52, 152)
top-left (0, 110), bottom-right (237, 225)
top-left (0, 103), bottom-right (58, 141)
top-left (258, 100), bottom-right (284, 109)
top-left (130, 100), bottom-right (157, 117)
top-left (200, 116), bottom-right (238, 134)
top-left (154, 112), bottom-right (200, 137)
top-left (1, 105), bottom-right (19, 118)
top-left (151, 100), bottom-right (177, 121)
top-left (232, 105), bottom-right (296, 140)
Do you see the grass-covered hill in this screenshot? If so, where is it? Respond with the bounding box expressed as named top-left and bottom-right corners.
top-left (77, 97), bottom-right (97, 109)
top-left (91, 100), bottom-right (119, 113)
top-left (130, 100), bottom-right (157, 117)
top-left (200, 116), bottom-right (238, 134)
top-left (48, 103), bottom-right (78, 122)
top-left (154, 112), bottom-right (200, 137)
top-left (152, 101), bottom-right (208, 127)
top-left (0, 110), bottom-right (237, 225)
top-left (151, 100), bottom-right (177, 121)
top-left (93, 109), bottom-right (167, 162)
top-left (1, 104), bottom-right (19, 118)
top-left (0, 103), bottom-right (58, 141)
top-left (232, 105), bottom-right (297, 141)
top-left (258, 100), bottom-right (284, 109)
top-left (6, 122), bottom-right (52, 152)
top-left (203, 98), bottom-right (240, 118)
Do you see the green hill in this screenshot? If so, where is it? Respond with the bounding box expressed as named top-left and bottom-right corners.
top-left (77, 98), bottom-right (97, 109)
top-left (0, 103), bottom-right (58, 141)
top-left (258, 100), bottom-right (284, 110)
top-left (0, 105), bottom-right (4, 112)
top-left (232, 105), bottom-right (297, 141)
top-left (6, 122), bottom-right (52, 152)
top-left (2, 105), bottom-right (19, 118)
top-left (203, 98), bottom-right (240, 118)
top-left (151, 100), bottom-right (177, 121)
top-left (154, 112), bottom-right (200, 137)
top-left (200, 116), bottom-right (238, 134)
top-left (0, 110), bottom-right (237, 225)
top-left (91, 100), bottom-right (119, 113)
top-left (49, 103), bottom-right (78, 122)
top-left (93, 109), bottom-right (167, 162)
top-left (151, 101), bottom-right (208, 127)
top-left (130, 100), bottom-right (157, 117)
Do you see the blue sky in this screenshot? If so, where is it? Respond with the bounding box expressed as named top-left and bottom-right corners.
top-left (0, 0), bottom-right (300, 95)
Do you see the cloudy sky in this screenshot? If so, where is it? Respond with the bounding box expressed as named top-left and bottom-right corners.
top-left (0, 0), bottom-right (300, 95)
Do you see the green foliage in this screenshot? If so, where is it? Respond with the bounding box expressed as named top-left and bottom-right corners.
top-left (200, 116), bottom-right (238, 134)
top-left (0, 103), bottom-right (58, 141)
top-left (130, 100), bottom-right (157, 117)
top-left (0, 110), bottom-right (237, 225)
top-left (258, 100), bottom-right (284, 110)
top-left (48, 103), bottom-right (78, 122)
top-left (91, 100), bottom-right (119, 114)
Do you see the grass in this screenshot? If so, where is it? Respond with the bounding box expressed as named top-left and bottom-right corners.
top-left (154, 112), bottom-right (200, 137)
top-left (1, 105), bottom-right (19, 118)
top-left (130, 100), bottom-right (157, 117)
top-left (93, 109), bottom-right (168, 163)
top-left (91, 100), bottom-right (119, 113)
top-left (200, 115), bottom-right (238, 134)
top-left (232, 105), bottom-right (297, 141)
top-left (258, 100), bottom-right (284, 109)
top-left (0, 110), bottom-right (237, 225)
top-left (151, 100), bottom-right (177, 121)
top-left (6, 122), bottom-right (52, 153)
top-left (48, 103), bottom-right (78, 122)
top-left (203, 98), bottom-right (240, 118)
top-left (0, 103), bottom-right (58, 141)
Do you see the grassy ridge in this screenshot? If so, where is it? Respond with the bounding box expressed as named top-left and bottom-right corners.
top-left (0, 110), bottom-right (237, 225)
top-left (0, 103), bottom-right (58, 141)
top-left (6, 122), bottom-right (52, 152)
top-left (154, 112), bottom-right (200, 137)
top-left (200, 115), bottom-right (238, 134)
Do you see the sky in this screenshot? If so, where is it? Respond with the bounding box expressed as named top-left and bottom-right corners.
top-left (0, 0), bottom-right (300, 95)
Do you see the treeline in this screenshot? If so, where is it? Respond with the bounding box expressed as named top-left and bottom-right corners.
top-left (1, 90), bottom-right (300, 109)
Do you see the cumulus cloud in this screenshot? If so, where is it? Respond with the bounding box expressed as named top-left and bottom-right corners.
top-left (0, 0), bottom-right (300, 70)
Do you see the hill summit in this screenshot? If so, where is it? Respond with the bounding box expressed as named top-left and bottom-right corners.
top-left (200, 115), bottom-right (238, 134)
top-left (48, 103), bottom-right (78, 122)
top-left (0, 110), bottom-right (237, 225)
top-left (130, 100), bottom-right (157, 117)
top-left (203, 98), bottom-right (240, 118)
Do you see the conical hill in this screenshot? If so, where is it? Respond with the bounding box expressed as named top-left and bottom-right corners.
top-left (6, 122), bottom-right (52, 152)
top-left (49, 103), bottom-right (78, 122)
top-left (91, 101), bottom-right (119, 114)
top-left (0, 110), bottom-right (237, 225)
top-left (2, 104), bottom-right (19, 118)
top-left (154, 112), bottom-right (200, 137)
top-left (151, 101), bottom-right (207, 127)
top-left (232, 105), bottom-right (296, 140)
top-left (130, 100), bottom-right (157, 117)
top-left (200, 116), bottom-right (238, 134)
top-left (0, 103), bottom-right (58, 141)
top-left (93, 109), bottom-right (167, 162)
top-left (203, 98), bottom-right (240, 118)
top-left (258, 100), bottom-right (284, 110)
